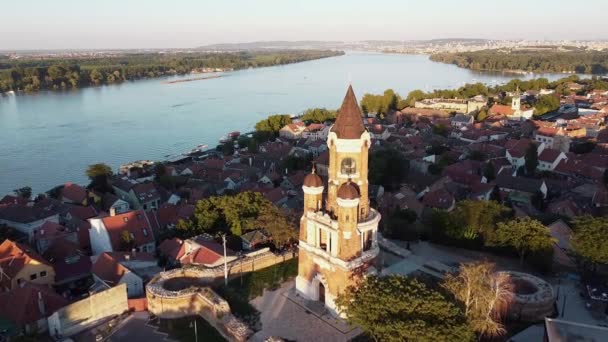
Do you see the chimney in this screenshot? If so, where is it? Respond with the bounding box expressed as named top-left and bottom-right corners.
top-left (109, 207), bottom-right (116, 216)
top-left (38, 292), bottom-right (45, 315)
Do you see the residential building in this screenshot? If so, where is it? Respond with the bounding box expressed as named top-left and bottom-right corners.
top-left (59, 183), bottom-right (88, 206)
top-left (279, 122), bottom-right (306, 140)
top-left (112, 178), bottom-right (161, 210)
top-left (158, 236), bottom-right (237, 268)
top-left (241, 230), bottom-right (271, 250)
top-left (489, 96), bottom-right (534, 121)
top-left (451, 114), bottom-right (474, 128)
top-left (91, 252), bottom-right (158, 298)
top-left (537, 149), bottom-right (568, 171)
top-left (0, 240), bottom-right (56, 291)
top-left (88, 210), bottom-right (156, 255)
top-left (0, 282), bottom-right (68, 334)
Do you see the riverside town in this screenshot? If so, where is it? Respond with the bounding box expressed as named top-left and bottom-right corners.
top-left (2, 1), bottom-right (608, 342)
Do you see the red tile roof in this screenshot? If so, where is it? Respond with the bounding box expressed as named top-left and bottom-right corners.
top-left (43, 238), bottom-right (91, 283)
top-left (96, 210), bottom-right (155, 251)
top-left (0, 240), bottom-right (52, 289)
top-left (67, 204), bottom-right (97, 220)
top-left (61, 183), bottom-right (88, 203)
top-left (0, 282), bottom-right (68, 325)
top-left (91, 252), bottom-right (129, 285)
top-left (182, 241), bottom-right (235, 266)
top-left (489, 104), bottom-right (515, 116)
top-left (158, 238), bottom-right (186, 261)
top-left (422, 188), bottom-right (454, 210)
top-left (538, 149), bottom-right (563, 163)
top-left (0, 195), bottom-right (28, 207)
top-left (536, 127), bottom-right (560, 137)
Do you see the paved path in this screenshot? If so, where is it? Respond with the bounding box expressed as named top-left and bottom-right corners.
top-left (249, 281), bottom-right (361, 342)
top-left (106, 312), bottom-right (173, 342)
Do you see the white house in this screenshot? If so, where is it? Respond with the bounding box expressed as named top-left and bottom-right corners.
top-left (538, 149), bottom-right (568, 171)
top-left (0, 205), bottom-right (59, 239)
top-left (91, 252), bottom-right (158, 298)
top-left (88, 210), bottom-right (156, 255)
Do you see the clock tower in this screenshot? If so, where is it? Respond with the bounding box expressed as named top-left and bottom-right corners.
top-left (296, 85), bottom-right (380, 316)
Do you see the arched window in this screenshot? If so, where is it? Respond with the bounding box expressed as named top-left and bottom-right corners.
top-left (341, 158), bottom-right (356, 175)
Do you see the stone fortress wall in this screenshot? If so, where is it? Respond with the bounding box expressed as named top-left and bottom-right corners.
top-left (47, 283), bottom-right (129, 338)
top-left (146, 250), bottom-right (295, 342)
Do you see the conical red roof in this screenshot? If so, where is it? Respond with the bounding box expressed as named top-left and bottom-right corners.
top-left (331, 85), bottom-right (365, 139)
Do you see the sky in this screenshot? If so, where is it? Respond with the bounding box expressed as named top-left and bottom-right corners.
top-left (2, 0), bottom-right (608, 50)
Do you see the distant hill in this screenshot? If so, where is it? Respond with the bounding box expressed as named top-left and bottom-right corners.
top-left (197, 41), bottom-right (344, 51)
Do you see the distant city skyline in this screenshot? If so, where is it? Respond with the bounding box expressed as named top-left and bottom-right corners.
top-left (2, 0), bottom-right (608, 50)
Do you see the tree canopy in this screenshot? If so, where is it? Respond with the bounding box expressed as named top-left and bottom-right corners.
top-left (442, 262), bottom-right (513, 338)
top-left (336, 275), bottom-right (474, 342)
top-left (86, 163), bottom-right (113, 180)
top-left (525, 143), bottom-right (539, 175)
top-left (176, 191), bottom-right (297, 248)
top-left (430, 49), bottom-right (608, 74)
top-left (571, 216), bottom-right (608, 269)
top-left (300, 108), bottom-right (336, 123)
top-left (448, 200), bottom-right (511, 241)
top-left (533, 95), bottom-right (560, 116)
top-left (360, 89), bottom-right (401, 115)
top-left (368, 148), bottom-right (408, 191)
top-left (0, 50), bottom-right (343, 94)
top-left (254, 114), bottom-right (292, 137)
top-left (488, 217), bottom-right (555, 265)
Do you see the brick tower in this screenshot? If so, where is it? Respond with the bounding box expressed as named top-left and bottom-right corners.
top-left (296, 85), bottom-right (380, 316)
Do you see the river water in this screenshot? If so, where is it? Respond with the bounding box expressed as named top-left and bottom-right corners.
top-left (0, 52), bottom-right (568, 195)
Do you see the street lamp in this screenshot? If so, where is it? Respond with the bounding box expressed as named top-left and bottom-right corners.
top-left (190, 319), bottom-right (198, 342)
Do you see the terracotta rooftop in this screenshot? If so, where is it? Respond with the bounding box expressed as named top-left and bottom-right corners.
top-left (93, 210), bottom-right (155, 251)
top-left (331, 85), bottom-right (366, 139)
top-left (0, 282), bottom-right (68, 325)
top-left (61, 183), bottom-right (87, 203)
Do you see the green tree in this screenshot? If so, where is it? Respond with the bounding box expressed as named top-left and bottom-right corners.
top-left (301, 108), bottom-right (336, 123)
top-left (221, 141), bottom-right (235, 156)
top-left (13, 186), bottom-right (32, 200)
top-left (368, 148), bottom-right (408, 191)
top-left (86, 163), bottom-right (113, 192)
top-left (442, 262), bottom-right (513, 338)
top-left (488, 217), bottom-right (555, 265)
top-left (254, 205), bottom-right (297, 249)
top-left (404, 89), bottom-right (427, 107)
top-left (178, 191), bottom-right (295, 242)
top-left (571, 216), bottom-right (608, 270)
top-left (336, 275), bottom-right (474, 342)
top-left (86, 163), bottom-right (113, 180)
top-left (534, 95), bottom-right (560, 116)
top-left (484, 161), bottom-right (496, 181)
top-left (447, 200), bottom-right (510, 241)
top-left (524, 143), bottom-right (538, 175)
top-left (254, 114), bottom-right (292, 136)
top-left (120, 230), bottom-right (135, 250)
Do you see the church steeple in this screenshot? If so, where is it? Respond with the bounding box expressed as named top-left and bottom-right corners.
top-left (330, 85), bottom-right (366, 139)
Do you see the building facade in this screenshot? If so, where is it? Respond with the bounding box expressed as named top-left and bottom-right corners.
top-left (296, 86), bottom-right (381, 316)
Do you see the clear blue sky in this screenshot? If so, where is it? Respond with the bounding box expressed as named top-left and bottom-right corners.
top-left (2, 0), bottom-right (607, 50)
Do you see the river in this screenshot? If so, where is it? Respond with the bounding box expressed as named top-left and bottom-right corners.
top-left (0, 52), bottom-right (570, 195)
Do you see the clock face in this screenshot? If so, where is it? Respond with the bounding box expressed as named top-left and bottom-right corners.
top-left (341, 158), bottom-right (356, 175)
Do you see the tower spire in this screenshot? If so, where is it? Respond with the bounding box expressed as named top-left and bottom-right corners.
top-left (330, 85), bottom-right (366, 139)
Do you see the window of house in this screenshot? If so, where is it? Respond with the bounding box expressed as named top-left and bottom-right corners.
top-left (341, 158), bottom-right (356, 175)
top-left (40, 271), bottom-right (47, 277)
top-left (30, 274), bottom-right (37, 280)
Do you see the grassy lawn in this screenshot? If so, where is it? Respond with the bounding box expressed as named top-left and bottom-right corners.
top-left (158, 316), bottom-right (226, 342)
top-left (214, 258), bottom-right (298, 330)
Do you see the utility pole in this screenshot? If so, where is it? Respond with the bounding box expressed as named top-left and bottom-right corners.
top-left (222, 234), bottom-right (228, 286)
